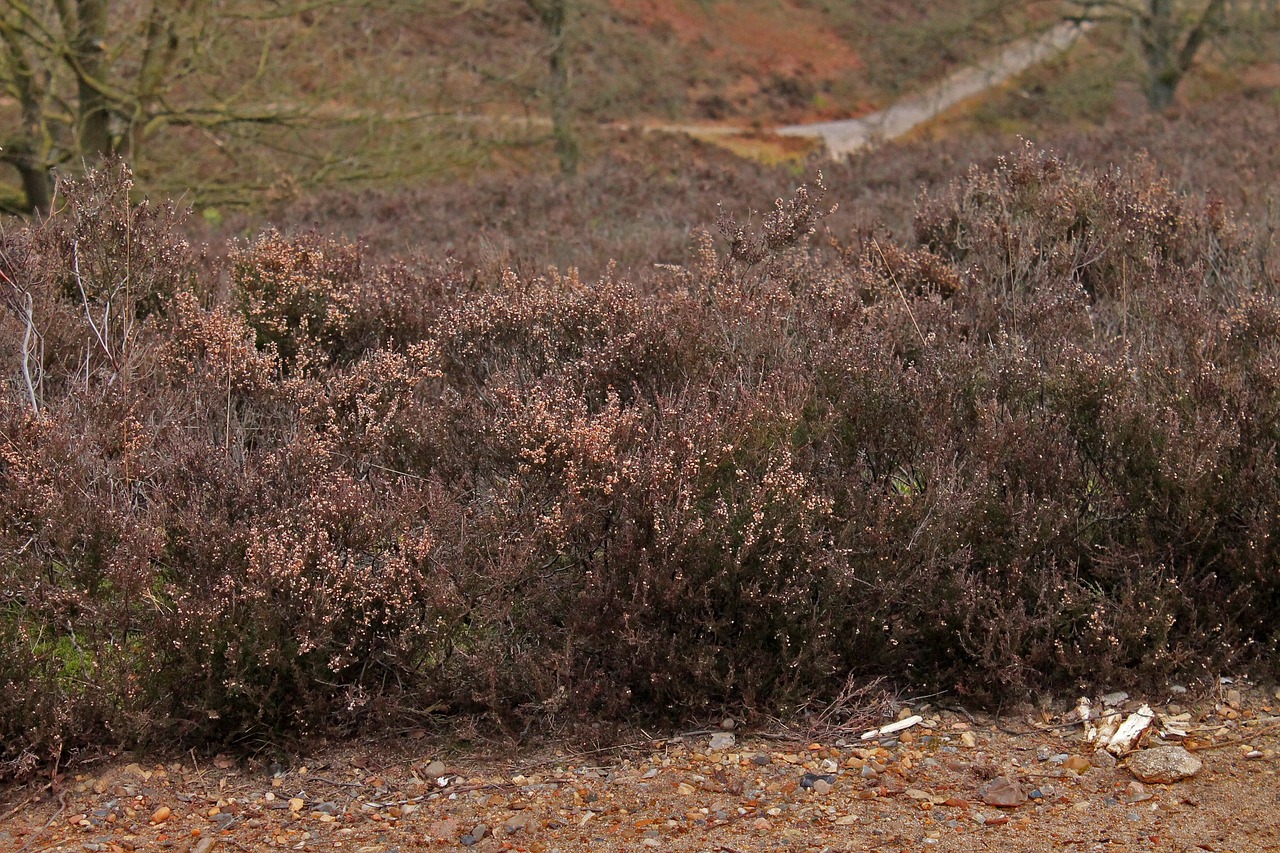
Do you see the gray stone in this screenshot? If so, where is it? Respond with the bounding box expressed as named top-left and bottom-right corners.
top-left (1122, 781), bottom-right (1152, 803)
top-left (1091, 749), bottom-right (1118, 771)
top-left (460, 823), bottom-right (489, 846)
top-left (424, 760), bottom-right (447, 777)
top-left (708, 732), bottom-right (735, 751)
top-left (1125, 746), bottom-right (1202, 783)
top-left (800, 773), bottom-right (836, 789)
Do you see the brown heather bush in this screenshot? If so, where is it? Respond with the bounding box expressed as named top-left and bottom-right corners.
top-left (2, 144), bottom-right (1280, 776)
top-left (260, 94), bottom-right (1280, 290)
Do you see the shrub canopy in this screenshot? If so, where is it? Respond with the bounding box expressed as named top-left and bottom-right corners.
top-left (2, 149), bottom-right (1279, 777)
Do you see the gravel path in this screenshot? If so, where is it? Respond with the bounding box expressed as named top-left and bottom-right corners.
top-left (777, 21), bottom-right (1091, 159)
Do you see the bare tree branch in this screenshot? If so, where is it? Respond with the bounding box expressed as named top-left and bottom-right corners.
top-left (0, 0), bottom-right (379, 212)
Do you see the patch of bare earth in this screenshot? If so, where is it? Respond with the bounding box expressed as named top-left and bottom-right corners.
top-left (608, 0), bottom-right (866, 122)
top-left (4, 685), bottom-right (1280, 852)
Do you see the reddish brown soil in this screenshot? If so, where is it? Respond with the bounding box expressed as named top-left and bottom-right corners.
top-left (610, 0), bottom-right (863, 78)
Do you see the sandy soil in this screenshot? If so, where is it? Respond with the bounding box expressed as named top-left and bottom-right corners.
top-left (3, 685), bottom-right (1279, 853)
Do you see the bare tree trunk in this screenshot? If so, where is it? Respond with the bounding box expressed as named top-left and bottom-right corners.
top-left (1140, 0), bottom-right (1177, 108)
top-left (125, 0), bottom-right (190, 161)
top-left (0, 19), bottom-right (54, 212)
top-left (528, 0), bottom-right (580, 176)
top-left (3, 141), bottom-right (54, 215)
top-left (1139, 0), bottom-right (1226, 110)
top-left (73, 0), bottom-right (114, 160)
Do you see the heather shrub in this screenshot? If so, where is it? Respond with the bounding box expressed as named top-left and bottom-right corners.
top-left (423, 267), bottom-right (692, 405)
top-left (3, 148), bottom-right (1280, 776)
top-left (38, 163), bottom-right (194, 322)
top-left (232, 230), bottom-right (366, 369)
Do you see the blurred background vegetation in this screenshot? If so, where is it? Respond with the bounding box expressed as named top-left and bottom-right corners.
top-left (3, 1), bottom-right (1275, 218)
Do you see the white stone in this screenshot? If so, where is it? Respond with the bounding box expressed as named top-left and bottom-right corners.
top-left (708, 732), bottom-right (735, 751)
top-left (861, 715), bottom-right (922, 740)
top-left (1105, 704), bottom-right (1155, 756)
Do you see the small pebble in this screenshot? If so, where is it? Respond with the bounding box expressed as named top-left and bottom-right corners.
top-left (800, 773), bottom-right (836, 789)
top-left (978, 777), bottom-right (1027, 808)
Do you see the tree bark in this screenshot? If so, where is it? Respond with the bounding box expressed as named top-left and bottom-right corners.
top-left (0, 18), bottom-right (54, 212)
top-left (125, 1), bottom-right (187, 160)
top-left (528, 0), bottom-right (580, 176)
top-left (1139, 0), bottom-right (1227, 110)
top-left (72, 0), bottom-right (115, 160)
top-left (3, 141), bottom-right (54, 215)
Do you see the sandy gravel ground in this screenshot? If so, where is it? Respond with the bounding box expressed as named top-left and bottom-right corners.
top-left (3, 686), bottom-right (1279, 853)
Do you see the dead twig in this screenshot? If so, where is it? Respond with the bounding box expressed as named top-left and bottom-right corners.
top-left (0, 795), bottom-right (36, 824)
top-left (19, 290), bottom-right (40, 413)
top-left (308, 776), bottom-right (366, 789)
top-left (19, 789), bottom-right (66, 853)
top-left (1184, 721), bottom-right (1280, 752)
top-left (767, 675), bottom-right (896, 743)
top-left (872, 238), bottom-right (927, 349)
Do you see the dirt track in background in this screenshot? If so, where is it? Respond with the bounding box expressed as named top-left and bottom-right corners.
top-left (777, 22), bottom-right (1090, 159)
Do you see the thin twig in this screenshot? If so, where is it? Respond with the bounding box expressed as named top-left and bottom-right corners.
top-left (19, 291), bottom-right (40, 413)
top-left (72, 241), bottom-right (115, 368)
top-left (18, 789), bottom-right (65, 853)
top-left (0, 796), bottom-right (35, 823)
top-left (225, 341), bottom-right (233, 456)
top-left (308, 776), bottom-right (366, 789)
top-left (871, 238), bottom-right (928, 349)
top-left (1184, 721), bottom-right (1280, 752)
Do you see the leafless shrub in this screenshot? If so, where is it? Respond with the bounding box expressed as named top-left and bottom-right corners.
top-left (2, 141), bottom-right (1279, 776)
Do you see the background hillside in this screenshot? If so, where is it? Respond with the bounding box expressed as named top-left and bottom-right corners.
top-left (1, 0), bottom-right (1030, 208)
